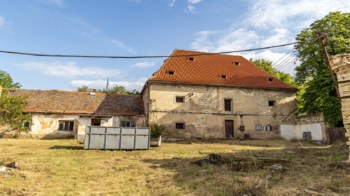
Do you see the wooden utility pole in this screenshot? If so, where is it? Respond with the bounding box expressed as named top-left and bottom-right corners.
top-left (106, 78), bottom-right (109, 94)
top-left (316, 31), bottom-right (341, 102)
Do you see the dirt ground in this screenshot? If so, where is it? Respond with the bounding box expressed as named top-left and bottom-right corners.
top-left (0, 138), bottom-right (349, 196)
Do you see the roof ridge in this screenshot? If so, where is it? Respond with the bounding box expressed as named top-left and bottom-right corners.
top-left (173, 49), bottom-right (243, 57)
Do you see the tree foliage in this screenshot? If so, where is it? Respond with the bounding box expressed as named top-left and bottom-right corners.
top-left (294, 11), bottom-right (350, 127)
top-left (0, 89), bottom-right (31, 133)
top-left (0, 70), bottom-right (21, 88)
top-left (249, 58), bottom-right (298, 87)
top-left (77, 85), bottom-right (140, 95)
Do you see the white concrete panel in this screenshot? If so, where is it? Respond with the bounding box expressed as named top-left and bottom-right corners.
top-left (281, 123), bottom-right (323, 141)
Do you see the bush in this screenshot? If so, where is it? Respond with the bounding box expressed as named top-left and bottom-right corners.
top-left (151, 123), bottom-right (165, 139)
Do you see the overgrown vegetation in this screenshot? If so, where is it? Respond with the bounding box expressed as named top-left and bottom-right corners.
top-left (77, 85), bottom-right (141, 95)
top-left (150, 123), bottom-right (165, 138)
top-left (0, 139), bottom-right (349, 195)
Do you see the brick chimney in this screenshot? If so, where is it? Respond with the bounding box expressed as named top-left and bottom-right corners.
top-left (330, 54), bottom-right (350, 160)
top-left (92, 89), bottom-right (96, 93)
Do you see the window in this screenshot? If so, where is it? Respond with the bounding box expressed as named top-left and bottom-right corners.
top-left (24, 121), bottom-right (31, 131)
top-left (120, 121), bottom-right (136, 127)
top-left (168, 71), bottom-right (175, 75)
top-left (91, 119), bottom-right (101, 126)
top-left (267, 78), bottom-right (274, 81)
top-left (176, 123), bottom-right (184, 129)
top-left (188, 57), bottom-right (194, 61)
top-left (221, 75), bottom-right (227, 79)
top-left (268, 101), bottom-right (275, 106)
top-left (176, 97), bottom-right (184, 103)
top-left (224, 99), bottom-right (231, 111)
top-left (233, 62), bottom-right (240, 65)
top-left (58, 121), bottom-right (74, 131)
top-left (256, 125), bottom-right (262, 130)
top-left (266, 126), bottom-right (272, 131)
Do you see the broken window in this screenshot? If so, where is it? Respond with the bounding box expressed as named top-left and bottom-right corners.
top-left (221, 75), bottom-right (227, 79)
top-left (188, 57), bottom-right (194, 61)
top-left (58, 121), bottom-right (74, 131)
top-left (121, 121), bottom-right (136, 127)
top-left (256, 125), bottom-right (262, 130)
top-left (176, 123), bottom-right (184, 129)
top-left (168, 71), bottom-right (175, 75)
top-left (224, 99), bottom-right (231, 111)
top-left (268, 101), bottom-right (275, 106)
top-left (176, 97), bottom-right (184, 103)
top-left (267, 78), bottom-right (274, 81)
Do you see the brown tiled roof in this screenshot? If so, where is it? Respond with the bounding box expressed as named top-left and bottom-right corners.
top-left (149, 49), bottom-right (298, 90)
top-left (8, 89), bottom-right (145, 116)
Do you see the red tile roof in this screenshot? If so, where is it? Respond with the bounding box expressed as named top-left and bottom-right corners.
top-left (8, 89), bottom-right (145, 116)
top-left (149, 49), bottom-right (298, 90)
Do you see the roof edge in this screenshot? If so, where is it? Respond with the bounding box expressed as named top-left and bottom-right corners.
top-left (148, 80), bottom-right (299, 91)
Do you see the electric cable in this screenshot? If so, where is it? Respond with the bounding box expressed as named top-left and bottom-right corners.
top-left (278, 57), bottom-right (299, 71)
top-left (0, 42), bottom-right (300, 59)
top-left (272, 48), bottom-right (294, 67)
top-left (274, 54), bottom-right (295, 70)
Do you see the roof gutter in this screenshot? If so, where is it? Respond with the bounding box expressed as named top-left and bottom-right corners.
top-left (148, 80), bottom-right (299, 92)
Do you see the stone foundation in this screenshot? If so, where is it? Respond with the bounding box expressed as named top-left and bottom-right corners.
top-left (330, 54), bottom-right (350, 160)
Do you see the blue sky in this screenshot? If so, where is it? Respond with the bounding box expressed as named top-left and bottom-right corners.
top-left (0, 0), bottom-right (349, 91)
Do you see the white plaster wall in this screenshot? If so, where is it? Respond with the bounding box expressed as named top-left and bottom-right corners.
top-left (281, 123), bottom-right (323, 141)
top-left (101, 117), bottom-right (113, 126)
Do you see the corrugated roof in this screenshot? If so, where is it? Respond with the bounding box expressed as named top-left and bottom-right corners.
top-left (8, 89), bottom-right (145, 116)
top-left (149, 49), bottom-right (298, 90)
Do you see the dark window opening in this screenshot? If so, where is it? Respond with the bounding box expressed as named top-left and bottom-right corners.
top-left (221, 75), bottom-right (227, 79)
top-left (91, 119), bottom-right (101, 126)
top-left (268, 101), bottom-right (275, 106)
top-left (188, 57), bottom-right (194, 61)
top-left (267, 78), bottom-right (274, 81)
top-left (233, 62), bottom-right (240, 65)
top-left (121, 121), bottom-right (136, 127)
top-left (58, 121), bottom-right (74, 131)
top-left (168, 71), bottom-right (175, 75)
top-left (176, 97), bottom-right (184, 103)
top-left (224, 99), bottom-right (231, 111)
top-left (176, 123), bottom-right (184, 129)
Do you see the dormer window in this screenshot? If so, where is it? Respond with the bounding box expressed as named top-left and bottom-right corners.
top-left (233, 62), bottom-right (240, 65)
top-left (221, 75), bottom-right (227, 79)
top-left (188, 57), bottom-right (194, 61)
top-left (267, 78), bottom-right (274, 81)
top-left (168, 71), bottom-right (175, 75)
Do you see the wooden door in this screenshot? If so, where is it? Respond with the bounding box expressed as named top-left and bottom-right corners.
top-left (225, 120), bottom-right (234, 138)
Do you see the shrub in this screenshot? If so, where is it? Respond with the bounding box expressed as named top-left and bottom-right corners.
top-left (150, 123), bottom-right (165, 139)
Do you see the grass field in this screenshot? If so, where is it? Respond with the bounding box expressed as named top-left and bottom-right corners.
top-left (0, 138), bottom-right (349, 196)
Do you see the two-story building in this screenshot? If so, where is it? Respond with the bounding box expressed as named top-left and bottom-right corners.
top-left (141, 49), bottom-right (299, 140)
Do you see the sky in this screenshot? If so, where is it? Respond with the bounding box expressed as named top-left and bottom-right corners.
top-left (0, 0), bottom-right (350, 91)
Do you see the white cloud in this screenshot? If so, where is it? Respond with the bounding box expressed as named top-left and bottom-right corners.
top-left (130, 61), bottom-right (155, 68)
top-left (51, 0), bottom-right (64, 7)
top-left (184, 5), bottom-right (196, 13)
top-left (110, 39), bottom-right (136, 53)
top-left (168, 0), bottom-right (176, 7)
top-left (0, 16), bottom-right (4, 26)
top-left (246, 0), bottom-right (350, 30)
top-left (16, 62), bottom-right (126, 79)
top-left (188, 0), bottom-right (203, 3)
top-left (70, 78), bottom-right (148, 91)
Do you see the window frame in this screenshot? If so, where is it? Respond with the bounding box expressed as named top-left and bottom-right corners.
top-left (176, 96), bottom-right (184, 103)
top-left (58, 120), bottom-right (74, 131)
top-left (167, 71), bottom-right (175, 75)
top-left (268, 101), bottom-right (276, 107)
top-left (267, 78), bottom-right (274, 81)
top-left (221, 75), bottom-right (227, 79)
top-left (224, 99), bottom-right (232, 112)
top-left (176, 123), bottom-right (185, 129)
top-left (256, 124), bottom-right (262, 131)
top-left (120, 121), bottom-right (136, 127)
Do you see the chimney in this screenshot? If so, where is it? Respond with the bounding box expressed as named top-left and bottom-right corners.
top-left (90, 89), bottom-right (96, 96)
top-left (92, 89), bottom-right (96, 93)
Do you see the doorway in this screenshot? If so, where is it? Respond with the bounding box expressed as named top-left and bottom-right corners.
top-left (91, 119), bottom-right (101, 126)
top-left (225, 120), bottom-right (234, 138)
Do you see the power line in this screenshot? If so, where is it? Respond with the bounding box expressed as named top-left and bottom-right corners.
top-left (272, 48), bottom-right (294, 67)
top-left (274, 54), bottom-right (295, 70)
top-left (0, 42), bottom-right (300, 59)
top-left (278, 57), bottom-right (299, 71)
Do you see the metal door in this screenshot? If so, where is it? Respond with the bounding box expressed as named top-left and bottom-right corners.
top-left (225, 120), bottom-right (234, 138)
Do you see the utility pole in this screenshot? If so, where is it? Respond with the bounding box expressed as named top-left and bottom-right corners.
top-left (106, 78), bottom-right (109, 94)
top-left (316, 31), bottom-right (341, 103)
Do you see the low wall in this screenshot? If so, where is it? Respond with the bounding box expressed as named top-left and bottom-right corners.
top-left (281, 113), bottom-right (328, 142)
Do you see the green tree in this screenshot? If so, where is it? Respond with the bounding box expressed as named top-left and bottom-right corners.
top-left (126, 89), bottom-right (141, 95)
top-left (0, 89), bottom-right (31, 133)
top-left (77, 85), bottom-right (92, 92)
top-left (249, 58), bottom-right (298, 87)
top-left (0, 70), bottom-right (21, 88)
top-left (294, 11), bottom-right (350, 127)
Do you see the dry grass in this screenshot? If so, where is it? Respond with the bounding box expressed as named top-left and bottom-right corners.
top-left (0, 138), bottom-right (349, 196)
